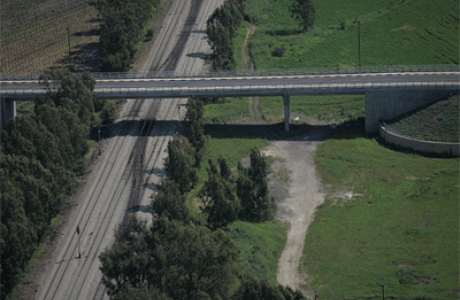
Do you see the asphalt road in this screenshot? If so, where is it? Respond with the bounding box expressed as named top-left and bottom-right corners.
top-left (34, 0), bottom-right (224, 299)
top-left (2, 71), bottom-right (458, 99)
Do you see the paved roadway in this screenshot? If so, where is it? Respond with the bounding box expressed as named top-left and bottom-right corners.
top-left (2, 71), bottom-right (459, 99)
top-left (34, 0), bottom-right (224, 299)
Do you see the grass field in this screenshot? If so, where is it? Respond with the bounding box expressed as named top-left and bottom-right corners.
top-left (247, 0), bottom-right (458, 69)
top-left (204, 0), bottom-right (459, 124)
top-left (386, 94), bottom-right (459, 143)
top-left (299, 125), bottom-right (459, 298)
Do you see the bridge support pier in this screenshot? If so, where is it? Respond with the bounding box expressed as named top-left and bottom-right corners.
top-left (1, 98), bottom-right (16, 130)
top-left (365, 89), bottom-right (456, 134)
top-left (283, 95), bottom-right (290, 132)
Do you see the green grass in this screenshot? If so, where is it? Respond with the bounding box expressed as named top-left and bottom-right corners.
top-left (300, 129), bottom-right (459, 298)
top-left (203, 97), bottom-right (252, 124)
top-left (203, 0), bottom-right (459, 124)
top-left (386, 95), bottom-right (459, 143)
top-left (226, 220), bottom-right (287, 286)
top-left (248, 0), bottom-right (458, 69)
top-left (259, 95), bottom-right (365, 123)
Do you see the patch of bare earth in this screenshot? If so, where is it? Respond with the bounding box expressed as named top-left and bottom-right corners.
top-left (262, 125), bottom-right (333, 299)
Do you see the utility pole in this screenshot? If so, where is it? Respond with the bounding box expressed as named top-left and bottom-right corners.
top-left (67, 27), bottom-right (72, 70)
top-left (76, 226), bottom-right (81, 258)
top-left (357, 20), bottom-right (361, 72)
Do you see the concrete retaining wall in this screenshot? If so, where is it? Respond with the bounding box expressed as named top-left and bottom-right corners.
top-left (1, 98), bottom-right (16, 129)
top-left (365, 90), bottom-right (455, 133)
top-left (379, 124), bottom-right (459, 157)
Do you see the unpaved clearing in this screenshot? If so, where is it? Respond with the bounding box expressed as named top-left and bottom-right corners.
top-left (263, 125), bottom-right (332, 299)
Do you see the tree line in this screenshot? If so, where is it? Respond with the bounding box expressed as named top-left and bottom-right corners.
top-left (0, 70), bottom-right (96, 299)
top-left (98, 97), bottom-right (304, 299)
top-left (206, 0), bottom-right (245, 70)
top-left (94, 0), bottom-right (161, 72)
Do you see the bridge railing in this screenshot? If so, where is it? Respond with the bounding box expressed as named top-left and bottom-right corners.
top-left (2, 80), bottom-right (458, 100)
top-left (1, 65), bottom-right (459, 81)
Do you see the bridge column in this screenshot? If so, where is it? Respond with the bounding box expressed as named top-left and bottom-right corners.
top-left (1, 98), bottom-right (16, 130)
top-left (283, 95), bottom-right (290, 132)
top-left (365, 89), bottom-right (455, 133)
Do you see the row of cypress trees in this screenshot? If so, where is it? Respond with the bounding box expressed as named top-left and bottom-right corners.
top-left (95, 0), bottom-right (161, 72)
top-left (206, 0), bottom-right (245, 70)
top-left (0, 70), bottom-right (96, 299)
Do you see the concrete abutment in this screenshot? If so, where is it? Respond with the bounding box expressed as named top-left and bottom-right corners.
top-left (283, 95), bottom-right (290, 132)
top-left (1, 98), bottom-right (16, 129)
top-left (364, 89), bottom-right (457, 134)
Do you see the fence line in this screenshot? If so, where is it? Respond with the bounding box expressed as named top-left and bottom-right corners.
top-left (1, 65), bottom-right (459, 81)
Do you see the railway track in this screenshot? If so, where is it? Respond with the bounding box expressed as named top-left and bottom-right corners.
top-left (35, 0), bottom-right (225, 299)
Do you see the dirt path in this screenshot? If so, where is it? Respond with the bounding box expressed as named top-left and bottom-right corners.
top-left (263, 126), bottom-right (332, 299)
top-left (241, 24), bottom-right (264, 123)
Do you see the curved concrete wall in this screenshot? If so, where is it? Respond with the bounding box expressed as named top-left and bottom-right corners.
top-left (379, 124), bottom-right (459, 157)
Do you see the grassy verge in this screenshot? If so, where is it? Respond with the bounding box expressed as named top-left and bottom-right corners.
top-left (300, 126), bottom-right (459, 298)
top-left (386, 94), bottom-right (459, 143)
top-left (227, 220), bottom-right (287, 286)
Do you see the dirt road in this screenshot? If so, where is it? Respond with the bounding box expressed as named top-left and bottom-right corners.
top-left (264, 126), bottom-right (332, 299)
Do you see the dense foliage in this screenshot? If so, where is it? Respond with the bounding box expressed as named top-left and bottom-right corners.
top-left (232, 274), bottom-right (306, 300)
top-left (95, 0), bottom-right (161, 71)
top-left (0, 70), bottom-right (95, 299)
top-left (201, 158), bottom-right (239, 229)
top-left (289, 0), bottom-right (315, 31)
top-left (236, 148), bottom-right (274, 222)
top-left (206, 1), bottom-right (245, 69)
top-left (164, 136), bottom-right (198, 194)
top-left (100, 218), bottom-right (240, 300)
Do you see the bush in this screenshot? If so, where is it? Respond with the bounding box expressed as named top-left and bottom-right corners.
top-left (272, 46), bottom-right (286, 57)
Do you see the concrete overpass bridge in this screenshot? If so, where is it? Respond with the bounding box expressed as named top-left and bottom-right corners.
top-left (2, 65), bottom-right (459, 132)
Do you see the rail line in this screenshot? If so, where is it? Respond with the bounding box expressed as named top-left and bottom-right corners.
top-left (38, 97), bottom-right (145, 299)
top-left (35, 0), bottom-right (222, 298)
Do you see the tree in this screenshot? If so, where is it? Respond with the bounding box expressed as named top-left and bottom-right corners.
top-left (201, 158), bottom-right (239, 229)
top-left (100, 219), bottom-right (240, 300)
top-left (182, 98), bottom-right (205, 153)
top-left (152, 178), bottom-right (190, 221)
top-left (206, 3), bottom-right (243, 70)
top-left (290, 0), bottom-right (315, 31)
top-left (165, 137), bottom-right (197, 194)
top-left (237, 148), bottom-right (274, 222)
